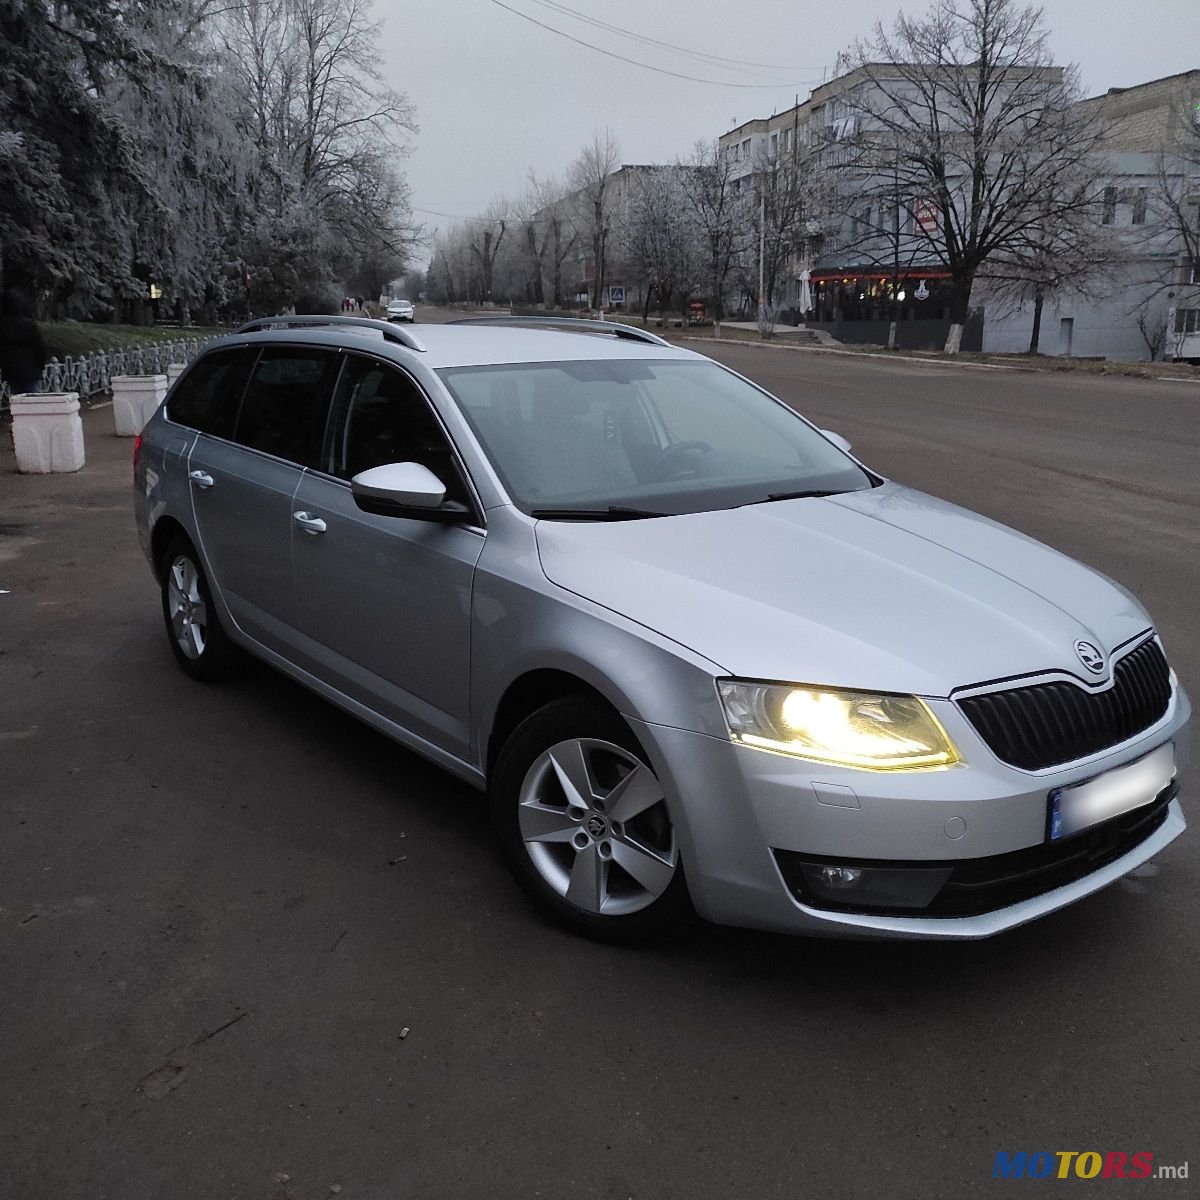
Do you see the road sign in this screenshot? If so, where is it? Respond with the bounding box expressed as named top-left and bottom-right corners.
top-left (608, 286), bottom-right (625, 305)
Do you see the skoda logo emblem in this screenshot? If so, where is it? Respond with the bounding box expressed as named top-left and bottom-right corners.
top-left (1074, 640), bottom-right (1105, 674)
top-left (586, 815), bottom-right (607, 838)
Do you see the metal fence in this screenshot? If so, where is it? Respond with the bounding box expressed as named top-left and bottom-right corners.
top-left (1, 336), bottom-right (215, 414)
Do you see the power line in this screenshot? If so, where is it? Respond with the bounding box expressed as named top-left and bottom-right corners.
top-left (414, 207), bottom-right (504, 223)
top-left (526, 0), bottom-right (815, 75)
top-left (487, 0), bottom-right (816, 89)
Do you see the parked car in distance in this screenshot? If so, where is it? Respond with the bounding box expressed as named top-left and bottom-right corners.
top-left (386, 298), bottom-right (415, 323)
top-left (134, 314), bottom-right (1189, 944)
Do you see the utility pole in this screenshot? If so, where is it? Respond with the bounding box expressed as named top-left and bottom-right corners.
top-left (757, 189), bottom-right (766, 325)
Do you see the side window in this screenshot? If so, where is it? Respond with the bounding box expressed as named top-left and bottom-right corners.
top-left (233, 347), bottom-right (338, 467)
top-left (325, 355), bottom-right (469, 506)
top-left (166, 348), bottom-right (257, 439)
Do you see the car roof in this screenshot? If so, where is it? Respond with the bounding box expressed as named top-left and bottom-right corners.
top-left (205, 321), bottom-right (703, 370)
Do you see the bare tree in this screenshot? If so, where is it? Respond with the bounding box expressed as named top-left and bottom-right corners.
top-left (528, 173), bottom-right (579, 309)
top-left (839, 0), bottom-right (1106, 353)
top-left (221, 0), bottom-right (419, 308)
top-left (980, 199), bottom-right (1122, 353)
top-left (469, 202), bottom-right (509, 304)
top-left (569, 129), bottom-right (620, 312)
top-left (622, 167), bottom-right (702, 326)
top-left (679, 140), bottom-right (751, 336)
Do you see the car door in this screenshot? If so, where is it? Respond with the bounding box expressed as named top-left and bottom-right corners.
top-left (187, 344), bottom-right (339, 654)
top-left (289, 352), bottom-right (485, 759)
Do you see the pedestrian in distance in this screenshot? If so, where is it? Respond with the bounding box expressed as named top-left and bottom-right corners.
top-left (0, 288), bottom-right (48, 395)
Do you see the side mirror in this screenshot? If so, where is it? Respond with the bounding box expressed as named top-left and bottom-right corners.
top-left (821, 429), bottom-right (852, 453)
top-left (350, 462), bottom-right (469, 522)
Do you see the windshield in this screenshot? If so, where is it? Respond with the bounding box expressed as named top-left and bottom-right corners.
top-left (437, 358), bottom-right (877, 516)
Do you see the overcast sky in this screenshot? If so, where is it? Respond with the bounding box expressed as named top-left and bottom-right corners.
top-left (380, 0), bottom-right (1200, 264)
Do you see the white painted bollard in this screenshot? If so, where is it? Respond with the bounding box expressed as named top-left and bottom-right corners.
top-left (111, 374), bottom-right (168, 437)
top-left (166, 362), bottom-right (186, 387)
top-left (10, 391), bottom-right (86, 474)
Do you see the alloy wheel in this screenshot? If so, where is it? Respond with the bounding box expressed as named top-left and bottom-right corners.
top-left (167, 555), bottom-right (208, 661)
top-left (518, 737), bottom-right (678, 916)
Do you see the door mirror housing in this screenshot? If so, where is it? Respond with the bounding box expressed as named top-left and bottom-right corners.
top-left (350, 462), bottom-right (469, 522)
top-left (821, 429), bottom-right (852, 453)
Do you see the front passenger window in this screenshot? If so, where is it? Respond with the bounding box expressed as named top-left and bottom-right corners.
top-left (325, 356), bottom-right (470, 506)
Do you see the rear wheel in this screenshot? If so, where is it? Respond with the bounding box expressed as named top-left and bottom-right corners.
top-left (160, 535), bottom-right (241, 681)
top-left (491, 695), bottom-right (694, 942)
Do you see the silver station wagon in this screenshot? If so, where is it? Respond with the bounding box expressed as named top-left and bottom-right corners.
top-left (134, 315), bottom-right (1190, 942)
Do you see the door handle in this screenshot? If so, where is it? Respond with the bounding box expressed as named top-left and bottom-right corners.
top-left (293, 511), bottom-right (327, 535)
top-left (189, 470), bottom-right (214, 489)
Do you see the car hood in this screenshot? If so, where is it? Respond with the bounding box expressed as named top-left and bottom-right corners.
top-left (534, 483), bottom-right (1151, 697)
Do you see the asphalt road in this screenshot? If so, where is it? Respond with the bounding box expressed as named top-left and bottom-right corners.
top-left (1, 340), bottom-right (1197, 1200)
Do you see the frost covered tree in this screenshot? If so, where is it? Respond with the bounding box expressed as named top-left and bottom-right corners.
top-left (622, 166), bottom-right (703, 325)
top-left (569, 130), bottom-right (620, 311)
top-left (0, 0), bottom-right (419, 319)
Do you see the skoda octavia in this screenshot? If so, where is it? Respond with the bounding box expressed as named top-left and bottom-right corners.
top-left (134, 315), bottom-right (1189, 941)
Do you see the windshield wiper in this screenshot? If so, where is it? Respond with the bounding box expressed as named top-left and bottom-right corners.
top-left (529, 506), bottom-right (669, 521)
top-left (746, 489), bottom-right (844, 505)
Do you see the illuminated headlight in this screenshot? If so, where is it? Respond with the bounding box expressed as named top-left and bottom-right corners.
top-left (717, 681), bottom-right (960, 771)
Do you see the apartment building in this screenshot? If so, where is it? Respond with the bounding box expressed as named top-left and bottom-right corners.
top-left (718, 66), bottom-right (982, 348)
top-left (983, 70), bottom-right (1200, 361)
top-left (718, 65), bottom-right (1200, 359)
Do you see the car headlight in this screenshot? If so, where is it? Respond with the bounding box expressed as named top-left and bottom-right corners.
top-left (717, 681), bottom-right (960, 771)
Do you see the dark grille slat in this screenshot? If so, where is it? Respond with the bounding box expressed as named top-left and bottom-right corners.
top-left (958, 641), bottom-right (1171, 770)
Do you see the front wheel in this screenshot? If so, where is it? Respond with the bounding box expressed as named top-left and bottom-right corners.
top-left (491, 696), bottom-right (694, 942)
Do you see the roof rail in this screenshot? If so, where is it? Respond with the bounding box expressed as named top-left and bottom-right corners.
top-left (448, 315), bottom-right (672, 348)
top-left (235, 314), bottom-right (427, 352)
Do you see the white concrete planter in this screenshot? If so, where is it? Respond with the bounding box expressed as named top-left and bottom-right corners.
top-left (166, 362), bottom-right (186, 387)
top-left (111, 374), bottom-right (168, 437)
top-left (9, 392), bottom-right (86, 474)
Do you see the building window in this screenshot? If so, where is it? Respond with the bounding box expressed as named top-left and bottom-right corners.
top-left (783, 127), bottom-right (792, 152)
top-left (742, 139), bottom-right (751, 159)
top-left (1190, 260), bottom-right (1200, 285)
top-left (1131, 188), bottom-right (1148, 225)
top-left (770, 132), bottom-right (778, 159)
top-left (1102, 186), bottom-right (1117, 225)
top-left (1175, 307), bottom-right (1200, 333)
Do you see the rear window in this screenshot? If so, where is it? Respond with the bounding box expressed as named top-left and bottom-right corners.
top-left (166, 348), bottom-right (257, 438)
top-left (232, 347), bottom-right (339, 467)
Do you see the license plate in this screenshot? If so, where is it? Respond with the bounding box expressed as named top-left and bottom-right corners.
top-left (1048, 742), bottom-right (1175, 841)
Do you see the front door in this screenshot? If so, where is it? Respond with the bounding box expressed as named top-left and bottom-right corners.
top-left (289, 353), bottom-right (484, 759)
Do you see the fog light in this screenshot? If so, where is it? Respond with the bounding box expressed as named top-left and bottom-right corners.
top-left (814, 865), bottom-right (862, 889)
top-left (776, 851), bottom-right (954, 912)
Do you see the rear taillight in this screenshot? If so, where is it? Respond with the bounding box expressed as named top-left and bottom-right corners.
top-left (132, 432), bottom-right (143, 475)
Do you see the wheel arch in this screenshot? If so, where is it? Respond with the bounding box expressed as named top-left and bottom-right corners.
top-left (150, 515), bottom-right (192, 580)
top-left (485, 668), bottom-right (620, 779)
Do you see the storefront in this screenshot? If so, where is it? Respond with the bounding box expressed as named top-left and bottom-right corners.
top-left (806, 268), bottom-right (955, 323)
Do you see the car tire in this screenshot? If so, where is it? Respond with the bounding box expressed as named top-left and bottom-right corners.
top-left (160, 535), bottom-right (242, 682)
top-left (491, 695), bottom-right (694, 943)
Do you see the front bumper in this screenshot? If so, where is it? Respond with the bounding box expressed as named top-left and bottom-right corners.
top-left (629, 686), bottom-right (1190, 939)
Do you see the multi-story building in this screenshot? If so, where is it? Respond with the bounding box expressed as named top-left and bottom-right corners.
top-left (719, 66), bottom-right (983, 347)
top-left (719, 65), bottom-right (1200, 359)
top-left (983, 70), bottom-right (1200, 361)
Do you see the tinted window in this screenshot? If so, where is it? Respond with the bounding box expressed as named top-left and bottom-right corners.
top-left (233, 347), bottom-right (338, 467)
top-left (324, 355), bottom-right (469, 505)
top-left (166, 348), bottom-right (256, 438)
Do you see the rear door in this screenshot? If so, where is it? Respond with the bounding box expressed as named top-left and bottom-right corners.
top-left (187, 344), bottom-right (339, 653)
top-left (289, 353), bottom-right (485, 758)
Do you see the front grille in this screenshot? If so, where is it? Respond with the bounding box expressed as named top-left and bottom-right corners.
top-left (774, 780), bottom-right (1176, 918)
top-left (957, 639), bottom-right (1171, 771)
